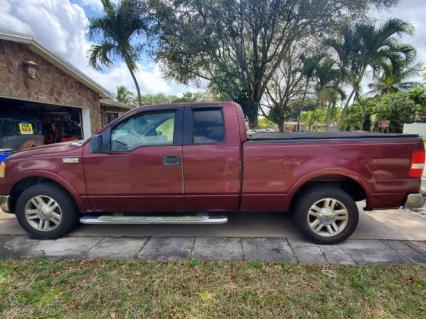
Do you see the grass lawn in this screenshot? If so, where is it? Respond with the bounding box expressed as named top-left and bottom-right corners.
top-left (0, 259), bottom-right (425, 318)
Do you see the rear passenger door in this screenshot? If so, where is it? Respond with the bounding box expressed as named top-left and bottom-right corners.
top-left (182, 105), bottom-right (242, 212)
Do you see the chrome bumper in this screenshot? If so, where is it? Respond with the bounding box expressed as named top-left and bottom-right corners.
top-left (403, 193), bottom-right (426, 209)
top-left (0, 195), bottom-right (9, 213)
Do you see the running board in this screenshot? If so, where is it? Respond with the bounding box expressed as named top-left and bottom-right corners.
top-left (80, 214), bottom-right (228, 225)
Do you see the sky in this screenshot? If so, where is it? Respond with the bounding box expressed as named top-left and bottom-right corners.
top-left (0, 0), bottom-right (424, 98)
top-left (371, 0), bottom-right (426, 75)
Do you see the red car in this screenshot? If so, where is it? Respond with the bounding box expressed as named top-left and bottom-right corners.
top-left (0, 102), bottom-right (424, 244)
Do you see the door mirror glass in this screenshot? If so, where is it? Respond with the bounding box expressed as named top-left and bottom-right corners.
top-left (89, 134), bottom-right (103, 153)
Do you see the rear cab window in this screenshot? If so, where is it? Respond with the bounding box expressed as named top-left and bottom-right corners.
top-left (192, 109), bottom-right (225, 144)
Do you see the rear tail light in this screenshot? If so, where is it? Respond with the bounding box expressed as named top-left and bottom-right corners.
top-left (409, 150), bottom-right (425, 178)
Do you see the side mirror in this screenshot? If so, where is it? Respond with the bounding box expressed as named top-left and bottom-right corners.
top-left (89, 134), bottom-right (103, 153)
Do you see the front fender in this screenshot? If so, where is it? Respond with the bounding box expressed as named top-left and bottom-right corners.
top-left (8, 169), bottom-right (87, 213)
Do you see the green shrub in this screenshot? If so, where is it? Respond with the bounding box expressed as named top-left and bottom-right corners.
top-left (376, 93), bottom-right (416, 132)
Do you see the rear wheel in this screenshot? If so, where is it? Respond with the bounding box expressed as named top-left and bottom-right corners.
top-left (15, 184), bottom-right (79, 239)
top-left (294, 186), bottom-right (359, 244)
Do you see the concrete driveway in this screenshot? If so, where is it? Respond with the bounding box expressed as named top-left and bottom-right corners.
top-left (1, 205), bottom-right (425, 241)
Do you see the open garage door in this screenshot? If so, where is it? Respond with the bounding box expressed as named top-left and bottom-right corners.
top-left (0, 97), bottom-right (83, 150)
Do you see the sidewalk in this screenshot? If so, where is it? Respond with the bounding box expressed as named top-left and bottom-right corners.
top-left (1, 234), bottom-right (425, 265)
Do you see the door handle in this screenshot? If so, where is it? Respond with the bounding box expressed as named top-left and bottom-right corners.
top-left (163, 155), bottom-right (181, 166)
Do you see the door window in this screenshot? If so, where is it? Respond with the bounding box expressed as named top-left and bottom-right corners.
top-left (193, 109), bottom-right (225, 144)
top-left (111, 111), bottom-right (176, 151)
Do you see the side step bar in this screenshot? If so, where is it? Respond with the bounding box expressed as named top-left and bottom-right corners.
top-left (80, 214), bottom-right (228, 225)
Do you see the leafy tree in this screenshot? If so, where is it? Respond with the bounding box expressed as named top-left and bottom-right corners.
top-left (342, 103), bottom-right (364, 131)
top-left (376, 92), bottom-right (416, 132)
top-left (88, 0), bottom-right (149, 105)
top-left (150, 0), bottom-right (395, 128)
top-left (368, 60), bottom-right (420, 96)
top-left (172, 92), bottom-right (221, 103)
top-left (409, 87), bottom-right (426, 119)
top-left (262, 44), bottom-right (306, 132)
top-left (300, 108), bottom-right (328, 131)
top-left (342, 98), bottom-right (376, 131)
top-left (258, 117), bottom-right (277, 129)
top-left (296, 53), bottom-right (327, 130)
top-left (139, 91), bottom-right (221, 105)
top-left (116, 86), bottom-right (137, 106)
top-left (141, 93), bottom-right (174, 105)
top-left (325, 18), bottom-right (416, 128)
top-left (310, 57), bottom-right (344, 131)
top-left (422, 66), bottom-right (426, 84)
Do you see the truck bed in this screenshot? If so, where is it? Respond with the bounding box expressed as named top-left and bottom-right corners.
top-left (249, 132), bottom-right (419, 141)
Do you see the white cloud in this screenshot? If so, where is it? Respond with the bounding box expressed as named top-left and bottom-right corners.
top-left (0, 0), bottom-right (205, 97)
top-left (78, 0), bottom-right (103, 12)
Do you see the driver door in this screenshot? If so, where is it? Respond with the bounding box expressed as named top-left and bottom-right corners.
top-left (83, 107), bottom-right (184, 212)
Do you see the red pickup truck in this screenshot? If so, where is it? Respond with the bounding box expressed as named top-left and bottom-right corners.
top-left (0, 102), bottom-right (425, 244)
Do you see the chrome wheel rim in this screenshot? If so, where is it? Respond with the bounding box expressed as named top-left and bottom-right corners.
top-left (24, 195), bottom-right (62, 232)
top-left (307, 198), bottom-right (349, 237)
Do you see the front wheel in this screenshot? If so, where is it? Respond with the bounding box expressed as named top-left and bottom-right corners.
top-left (294, 186), bottom-right (359, 244)
top-left (15, 183), bottom-right (79, 239)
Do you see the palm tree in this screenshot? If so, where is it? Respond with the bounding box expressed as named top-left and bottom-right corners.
top-left (326, 18), bottom-right (415, 128)
top-left (309, 58), bottom-right (344, 131)
top-left (368, 61), bottom-right (420, 96)
top-left (116, 85), bottom-right (136, 106)
top-left (87, 0), bottom-right (147, 105)
top-left (296, 53), bottom-right (326, 130)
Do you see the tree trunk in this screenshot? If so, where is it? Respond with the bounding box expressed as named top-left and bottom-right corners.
top-left (246, 99), bottom-right (260, 129)
top-left (248, 116), bottom-right (258, 130)
top-left (308, 98), bottom-right (320, 132)
top-left (297, 80), bottom-right (310, 131)
top-left (127, 64), bottom-right (142, 106)
top-left (325, 103), bottom-right (331, 132)
top-left (278, 118), bottom-right (285, 132)
top-left (339, 68), bottom-right (366, 130)
top-left (338, 87), bottom-right (356, 130)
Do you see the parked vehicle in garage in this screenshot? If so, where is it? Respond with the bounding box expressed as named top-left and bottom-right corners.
top-left (0, 109), bottom-right (82, 161)
top-left (0, 102), bottom-right (424, 244)
top-left (0, 115), bottom-right (44, 151)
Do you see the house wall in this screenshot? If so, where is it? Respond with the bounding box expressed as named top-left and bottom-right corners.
top-left (403, 123), bottom-right (426, 139)
top-left (101, 105), bottom-right (130, 127)
top-left (0, 40), bottom-right (102, 133)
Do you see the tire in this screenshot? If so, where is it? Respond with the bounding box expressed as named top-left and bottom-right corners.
top-left (15, 183), bottom-right (79, 239)
top-left (293, 186), bottom-right (359, 244)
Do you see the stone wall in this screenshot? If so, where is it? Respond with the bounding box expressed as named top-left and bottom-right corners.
top-left (0, 40), bottom-right (102, 133)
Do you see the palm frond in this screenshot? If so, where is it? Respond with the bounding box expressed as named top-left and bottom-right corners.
top-left (377, 18), bottom-right (414, 40)
top-left (88, 42), bottom-right (117, 70)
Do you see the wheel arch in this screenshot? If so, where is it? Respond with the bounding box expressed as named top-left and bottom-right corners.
top-left (8, 175), bottom-right (83, 214)
top-left (288, 171), bottom-right (372, 212)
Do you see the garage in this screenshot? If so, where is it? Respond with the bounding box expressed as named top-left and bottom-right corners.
top-left (0, 97), bottom-right (84, 150)
top-left (0, 31), bottom-right (130, 152)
